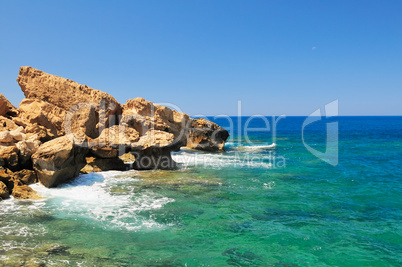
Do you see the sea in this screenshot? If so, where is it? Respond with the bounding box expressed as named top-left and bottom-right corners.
top-left (1, 116), bottom-right (401, 266)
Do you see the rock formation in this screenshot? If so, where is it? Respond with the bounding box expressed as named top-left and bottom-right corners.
top-left (0, 66), bottom-right (229, 197)
top-left (17, 66), bottom-right (121, 138)
top-left (187, 118), bottom-right (230, 151)
top-left (32, 134), bottom-right (88, 188)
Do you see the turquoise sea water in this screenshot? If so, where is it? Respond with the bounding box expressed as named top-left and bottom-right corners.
top-left (1, 116), bottom-right (401, 266)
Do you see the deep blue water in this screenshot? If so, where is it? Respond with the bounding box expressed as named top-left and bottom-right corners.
top-left (0, 116), bottom-right (401, 266)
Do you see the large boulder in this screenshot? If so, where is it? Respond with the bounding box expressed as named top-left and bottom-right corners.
top-left (17, 66), bottom-right (122, 137)
top-left (32, 134), bottom-right (88, 187)
top-left (187, 118), bottom-right (229, 151)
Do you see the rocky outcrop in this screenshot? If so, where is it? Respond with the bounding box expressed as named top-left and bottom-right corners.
top-left (17, 66), bottom-right (122, 137)
top-left (187, 118), bottom-right (230, 151)
top-left (32, 135), bottom-right (88, 187)
top-left (0, 66), bottom-right (230, 194)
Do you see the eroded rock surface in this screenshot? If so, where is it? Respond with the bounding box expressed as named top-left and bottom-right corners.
top-left (32, 134), bottom-right (88, 187)
top-left (187, 118), bottom-right (230, 151)
top-left (17, 66), bottom-right (122, 138)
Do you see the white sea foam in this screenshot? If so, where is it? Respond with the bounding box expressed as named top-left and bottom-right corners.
top-left (232, 143), bottom-right (277, 152)
top-left (172, 150), bottom-right (274, 169)
top-left (30, 171), bottom-right (174, 231)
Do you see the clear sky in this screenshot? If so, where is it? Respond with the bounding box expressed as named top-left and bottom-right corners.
top-left (0, 0), bottom-right (401, 116)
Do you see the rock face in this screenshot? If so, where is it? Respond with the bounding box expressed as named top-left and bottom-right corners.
top-left (32, 135), bottom-right (88, 187)
top-left (19, 98), bottom-right (66, 137)
top-left (17, 66), bottom-right (122, 138)
top-left (187, 118), bottom-right (230, 151)
top-left (122, 97), bottom-right (190, 145)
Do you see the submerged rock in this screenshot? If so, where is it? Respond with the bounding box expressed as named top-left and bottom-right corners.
top-left (32, 134), bottom-right (88, 187)
top-left (12, 184), bottom-right (42, 199)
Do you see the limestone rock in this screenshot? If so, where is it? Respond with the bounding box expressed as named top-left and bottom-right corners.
top-left (0, 181), bottom-right (9, 200)
top-left (0, 145), bottom-right (19, 171)
top-left (122, 97), bottom-right (190, 146)
top-left (130, 130), bottom-right (179, 170)
top-left (0, 169), bottom-right (14, 193)
top-left (131, 130), bottom-right (177, 151)
top-left (32, 134), bottom-right (88, 187)
top-left (19, 98), bottom-right (65, 137)
top-left (0, 116), bottom-right (18, 132)
top-left (89, 146), bottom-right (118, 159)
top-left (95, 124), bottom-right (140, 149)
top-left (187, 118), bottom-right (229, 151)
top-left (0, 93), bottom-right (18, 117)
top-left (16, 134), bottom-right (42, 168)
top-left (132, 148), bottom-right (177, 170)
top-left (0, 131), bottom-right (13, 143)
top-left (81, 157), bottom-right (126, 173)
top-left (12, 169), bottom-right (37, 185)
top-left (25, 124), bottom-right (55, 143)
top-left (17, 66), bottom-right (122, 135)
top-left (12, 184), bottom-right (42, 200)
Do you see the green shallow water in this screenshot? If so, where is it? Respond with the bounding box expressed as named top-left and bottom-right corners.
top-left (1, 117), bottom-right (402, 266)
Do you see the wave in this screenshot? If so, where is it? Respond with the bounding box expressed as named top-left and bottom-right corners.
top-left (231, 143), bottom-right (276, 152)
top-left (30, 171), bottom-right (175, 231)
top-left (172, 150), bottom-right (275, 169)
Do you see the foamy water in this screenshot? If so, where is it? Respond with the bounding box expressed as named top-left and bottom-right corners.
top-left (172, 147), bottom-right (276, 169)
top-left (3, 171), bottom-right (175, 232)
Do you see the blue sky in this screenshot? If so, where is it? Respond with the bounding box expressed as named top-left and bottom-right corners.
top-left (0, 0), bottom-right (401, 115)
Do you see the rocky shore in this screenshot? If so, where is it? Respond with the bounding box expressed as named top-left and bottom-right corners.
top-left (0, 67), bottom-right (229, 200)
